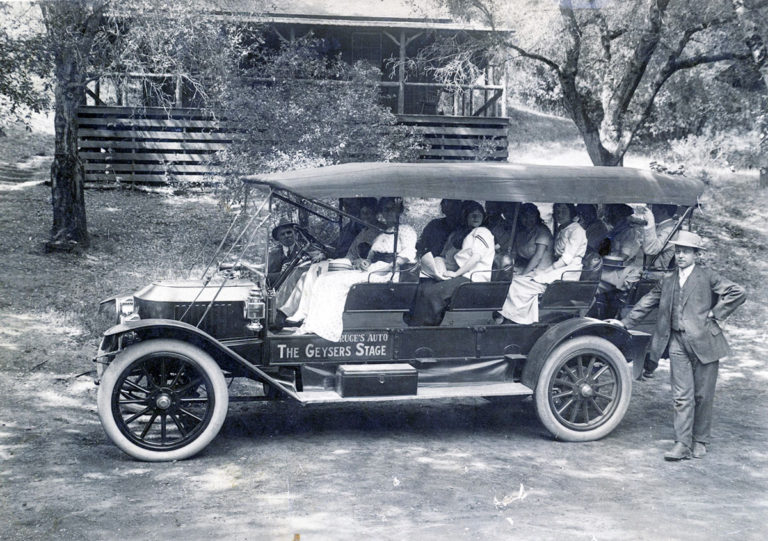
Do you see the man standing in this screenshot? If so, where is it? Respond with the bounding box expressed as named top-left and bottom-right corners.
top-left (614, 231), bottom-right (746, 461)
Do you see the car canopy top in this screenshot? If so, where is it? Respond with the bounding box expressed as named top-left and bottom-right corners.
top-left (244, 162), bottom-right (704, 205)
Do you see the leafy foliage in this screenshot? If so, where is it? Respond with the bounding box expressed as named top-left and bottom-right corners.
top-left (417, 0), bottom-right (765, 166)
top-left (637, 63), bottom-right (764, 141)
top-left (0, 2), bottom-right (51, 128)
top-left (215, 38), bottom-right (424, 202)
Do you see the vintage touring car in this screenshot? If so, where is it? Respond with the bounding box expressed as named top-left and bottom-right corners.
top-left (93, 162), bottom-right (705, 461)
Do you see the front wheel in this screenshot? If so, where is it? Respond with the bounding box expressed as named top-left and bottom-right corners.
top-left (97, 339), bottom-right (228, 461)
top-left (534, 336), bottom-right (632, 442)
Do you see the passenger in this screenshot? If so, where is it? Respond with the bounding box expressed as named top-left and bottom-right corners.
top-left (487, 201), bottom-right (518, 272)
top-left (408, 201), bottom-right (495, 326)
top-left (636, 203), bottom-right (678, 271)
top-left (342, 198), bottom-right (383, 260)
top-left (334, 197), bottom-right (378, 258)
top-left (416, 198), bottom-right (463, 258)
top-left (267, 220), bottom-right (299, 287)
top-left (599, 203), bottom-right (645, 292)
top-left (289, 198), bottom-right (417, 342)
top-left (499, 203), bottom-right (587, 324)
top-left (576, 203), bottom-right (609, 255)
top-left (512, 203), bottom-right (553, 276)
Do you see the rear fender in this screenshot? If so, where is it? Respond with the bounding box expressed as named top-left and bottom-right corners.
top-left (521, 317), bottom-right (636, 389)
top-left (96, 319), bottom-right (298, 400)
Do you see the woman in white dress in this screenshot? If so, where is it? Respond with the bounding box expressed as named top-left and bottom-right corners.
top-left (292, 198), bottom-right (417, 341)
top-left (500, 203), bottom-right (587, 324)
top-left (408, 201), bottom-right (495, 326)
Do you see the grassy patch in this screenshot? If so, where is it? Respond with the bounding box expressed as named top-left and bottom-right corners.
top-left (0, 122), bottom-right (54, 164)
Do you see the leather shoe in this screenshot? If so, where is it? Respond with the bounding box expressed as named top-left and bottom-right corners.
top-left (692, 442), bottom-right (706, 459)
top-left (642, 369), bottom-right (655, 379)
top-left (664, 442), bottom-right (692, 461)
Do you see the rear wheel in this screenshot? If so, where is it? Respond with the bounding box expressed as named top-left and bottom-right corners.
top-left (97, 339), bottom-right (228, 461)
top-left (534, 336), bottom-right (631, 442)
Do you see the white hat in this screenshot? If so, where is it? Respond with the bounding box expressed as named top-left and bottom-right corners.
top-left (670, 230), bottom-right (706, 250)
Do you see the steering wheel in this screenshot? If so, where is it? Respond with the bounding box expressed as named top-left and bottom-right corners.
top-left (294, 226), bottom-right (335, 259)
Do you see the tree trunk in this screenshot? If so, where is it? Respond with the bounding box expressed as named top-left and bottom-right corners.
top-left (40, 0), bottom-right (100, 251)
top-left (560, 74), bottom-right (624, 166)
top-left (579, 127), bottom-right (624, 166)
top-left (48, 53), bottom-right (89, 250)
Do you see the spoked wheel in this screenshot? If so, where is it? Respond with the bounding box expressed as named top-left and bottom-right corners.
top-left (97, 339), bottom-right (228, 461)
top-left (534, 336), bottom-right (632, 442)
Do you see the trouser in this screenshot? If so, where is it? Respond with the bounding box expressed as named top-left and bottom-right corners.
top-left (668, 330), bottom-right (719, 448)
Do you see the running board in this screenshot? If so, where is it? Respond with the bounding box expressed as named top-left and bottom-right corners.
top-left (294, 381), bottom-right (532, 404)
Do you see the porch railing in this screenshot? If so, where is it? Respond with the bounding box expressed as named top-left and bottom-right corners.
top-left (76, 106), bottom-right (509, 185)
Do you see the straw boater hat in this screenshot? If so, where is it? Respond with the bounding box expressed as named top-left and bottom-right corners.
top-left (670, 230), bottom-right (706, 250)
top-left (271, 219), bottom-right (297, 241)
top-left (601, 254), bottom-right (626, 268)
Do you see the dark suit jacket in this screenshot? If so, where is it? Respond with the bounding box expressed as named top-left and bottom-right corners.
top-left (267, 245), bottom-right (299, 286)
top-left (622, 265), bottom-right (746, 364)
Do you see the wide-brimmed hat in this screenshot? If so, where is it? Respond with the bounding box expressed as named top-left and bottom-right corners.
top-left (271, 220), bottom-right (297, 241)
top-left (670, 230), bottom-right (706, 250)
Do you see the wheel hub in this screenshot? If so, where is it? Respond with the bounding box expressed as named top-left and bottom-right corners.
top-left (579, 383), bottom-right (594, 398)
top-left (155, 393), bottom-right (173, 410)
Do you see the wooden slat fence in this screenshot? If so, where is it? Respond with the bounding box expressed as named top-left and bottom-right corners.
top-left (77, 107), bottom-right (510, 185)
top-left (399, 115), bottom-right (509, 162)
top-left (77, 106), bottom-right (230, 185)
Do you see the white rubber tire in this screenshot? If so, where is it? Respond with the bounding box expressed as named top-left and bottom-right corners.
top-left (97, 339), bottom-right (228, 461)
top-left (534, 336), bottom-right (632, 442)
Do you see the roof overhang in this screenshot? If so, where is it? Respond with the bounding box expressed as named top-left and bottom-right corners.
top-left (244, 162), bottom-right (705, 205)
top-left (108, 1), bottom-right (509, 32)
top-left (255, 13), bottom-right (500, 31)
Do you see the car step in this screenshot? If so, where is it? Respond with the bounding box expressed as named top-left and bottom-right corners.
top-left (294, 381), bottom-right (532, 404)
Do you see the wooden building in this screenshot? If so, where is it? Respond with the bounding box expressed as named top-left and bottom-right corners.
top-left (78, 1), bottom-right (510, 185)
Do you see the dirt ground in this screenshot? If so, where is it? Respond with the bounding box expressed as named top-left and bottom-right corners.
top-left (2, 163), bottom-right (768, 539)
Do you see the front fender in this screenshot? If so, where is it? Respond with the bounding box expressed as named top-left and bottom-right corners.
top-left (521, 317), bottom-right (639, 389)
top-left (102, 318), bottom-right (218, 339)
top-left (95, 319), bottom-right (299, 401)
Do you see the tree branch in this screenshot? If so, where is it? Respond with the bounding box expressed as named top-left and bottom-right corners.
top-left (558, 0), bottom-right (582, 78)
top-left (672, 51), bottom-right (752, 70)
top-left (621, 50), bottom-right (749, 153)
top-left (506, 42), bottom-right (561, 73)
top-left (605, 0), bottom-right (670, 126)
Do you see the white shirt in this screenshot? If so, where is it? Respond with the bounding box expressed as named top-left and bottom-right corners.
top-left (553, 222), bottom-right (587, 267)
top-left (455, 226), bottom-right (495, 282)
top-left (369, 224), bottom-right (417, 263)
top-left (678, 263), bottom-right (695, 287)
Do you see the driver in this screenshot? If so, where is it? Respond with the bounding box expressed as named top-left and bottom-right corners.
top-left (267, 220), bottom-right (299, 287)
top-left (287, 197), bottom-right (416, 341)
top-left (271, 200), bottom-right (383, 330)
